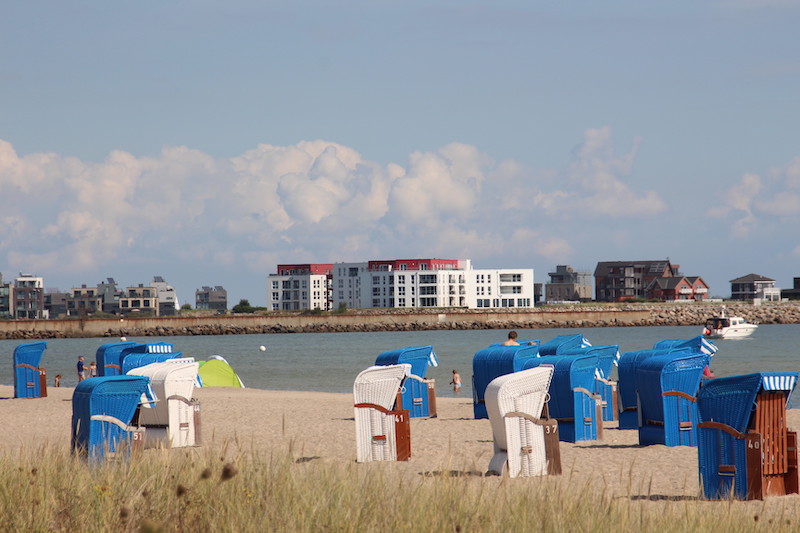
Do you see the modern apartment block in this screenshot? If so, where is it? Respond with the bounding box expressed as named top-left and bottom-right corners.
top-left (267, 264), bottom-right (333, 311)
top-left (13, 273), bottom-right (47, 319)
top-left (545, 265), bottom-right (593, 303)
top-left (331, 258), bottom-right (535, 310)
top-left (152, 276), bottom-right (180, 316)
top-left (730, 273), bottom-right (779, 301)
top-left (196, 285), bottom-right (228, 311)
top-left (594, 260), bottom-right (681, 302)
top-left (0, 273), bottom-right (12, 319)
top-left (119, 284), bottom-right (160, 316)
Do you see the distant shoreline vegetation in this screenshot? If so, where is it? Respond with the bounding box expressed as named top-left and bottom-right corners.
top-left (3, 302), bottom-right (800, 340)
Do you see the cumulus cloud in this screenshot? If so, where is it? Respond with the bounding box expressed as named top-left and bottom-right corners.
top-left (0, 129), bottom-right (688, 298)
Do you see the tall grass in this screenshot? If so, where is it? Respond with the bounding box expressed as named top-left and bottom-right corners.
top-left (1, 443), bottom-right (797, 532)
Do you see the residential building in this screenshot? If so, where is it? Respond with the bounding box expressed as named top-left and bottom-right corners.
top-left (330, 258), bottom-right (535, 310)
top-left (13, 273), bottom-right (47, 319)
top-left (68, 284), bottom-right (104, 316)
top-left (97, 278), bottom-right (121, 314)
top-left (646, 276), bottom-right (709, 302)
top-left (0, 273), bottom-right (12, 319)
top-left (267, 264), bottom-right (333, 311)
top-left (730, 273), bottom-right (779, 301)
top-left (44, 290), bottom-right (69, 318)
top-left (196, 285), bottom-right (228, 311)
top-left (152, 276), bottom-right (180, 316)
top-left (545, 265), bottom-right (593, 303)
top-left (119, 284), bottom-right (159, 316)
top-left (593, 260), bottom-right (681, 302)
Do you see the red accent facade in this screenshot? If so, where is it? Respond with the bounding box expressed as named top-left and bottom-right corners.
top-left (367, 259), bottom-right (460, 271)
top-left (276, 264), bottom-right (333, 276)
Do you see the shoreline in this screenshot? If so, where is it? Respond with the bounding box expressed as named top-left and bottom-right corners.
top-left (3, 302), bottom-right (800, 340)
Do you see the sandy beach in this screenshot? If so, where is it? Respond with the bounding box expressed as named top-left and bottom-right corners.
top-left (3, 384), bottom-right (800, 514)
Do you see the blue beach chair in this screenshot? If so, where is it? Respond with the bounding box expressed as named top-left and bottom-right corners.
top-left (617, 347), bottom-right (693, 430)
top-left (96, 342), bottom-right (137, 376)
top-left (697, 372), bottom-right (799, 500)
top-left (472, 344), bottom-right (540, 419)
top-left (71, 375), bottom-right (155, 460)
top-left (13, 341), bottom-right (47, 398)
top-left (538, 334), bottom-right (591, 356)
top-left (636, 351), bottom-right (709, 446)
top-left (562, 345), bottom-right (620, 421)
top-left (523, 354), bottom-right (601, 442)
top-left (375, 346), bottom-right (439, 418)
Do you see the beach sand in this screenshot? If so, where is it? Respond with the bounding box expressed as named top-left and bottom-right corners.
top-left (2, 384), bottom-right (800, 512)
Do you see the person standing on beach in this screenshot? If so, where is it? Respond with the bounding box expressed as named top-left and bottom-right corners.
top-left (77, 356), bottom-right (86, 382)
top-left (501, 331), bottom-right (520, 346)
top-left (450, 370), bottom-right (462, 393)
top-left (89, 361), bottom-right (98, 378)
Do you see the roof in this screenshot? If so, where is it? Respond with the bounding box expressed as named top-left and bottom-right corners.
top-left (593, 260), bottom-right (674, 277)
top-left (729, 273), bottom-right (775, 283)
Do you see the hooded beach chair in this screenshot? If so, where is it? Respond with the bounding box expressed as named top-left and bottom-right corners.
top-left (472, 344), bottom-right (540, 419)
top-left (128, 359), bottom-right (200, 448)
top-left (538, 334), bottom-right (591, 356)
top-left (375, 345), bottom-right (438, 418)
top-left (562, 345), bottom-right (620, 421)
top-left (524, 354), bottom-right (600, 442)
top-left (636, 351), bottom-right (710, 446)
top-left (652, 335), bottom-right (718, 357)
top-left (96, 341), bottom-right (137, 376)
top-left (13, 341), bottom-right (47, 398)
top-left (121, 352), bottom-right (183, 375)
top-left (617, 347), bottom-right (693, 430)
top-left (354, 364), bottom-right (411, 462)
top-left (485, 365), bottom-right (559, 477)
top-left (697, 372), bottom-right (799, 500)
top-left (71, 375), bottom-right (155, 460)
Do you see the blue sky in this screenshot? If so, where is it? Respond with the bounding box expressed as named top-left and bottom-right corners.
top-left (2, 1), bottom-right (799, 306)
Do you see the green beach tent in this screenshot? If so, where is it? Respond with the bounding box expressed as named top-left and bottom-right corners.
top-left (198, 357), bottom-right (244, 387)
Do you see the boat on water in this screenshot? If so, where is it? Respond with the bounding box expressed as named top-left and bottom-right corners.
top-left (703, 307), bottom-right (758, 339)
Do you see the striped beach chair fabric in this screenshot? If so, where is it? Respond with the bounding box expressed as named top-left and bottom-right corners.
top-left (353, 364), bottom-right (411, 462)
top-left (96, 342), bottom-right (137, 376)
top-left (485, 365), bottom-right (558, 477)
top-left (697, 372), bottom-right (799, 500)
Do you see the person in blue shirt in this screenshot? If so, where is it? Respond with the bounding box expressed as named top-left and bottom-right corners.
top-left (77, 356), bottom-right (86, 382)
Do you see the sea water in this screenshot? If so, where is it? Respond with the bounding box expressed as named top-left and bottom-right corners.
top-left (2, 324), bottom-right (799, 396)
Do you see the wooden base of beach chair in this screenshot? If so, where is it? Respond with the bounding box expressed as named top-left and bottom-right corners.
top-left (392, 409), bottom-right (411, 461)
top-left (130, 427), bottom-right (146, 455)
top-left (192, 399), bottom-right (202, 445)
top-left (39, 368), bottom-right (47, 398)
top-left (426, 379), bottom-right (438, 418)
top-left (542, 418), bottom-right (562, 475)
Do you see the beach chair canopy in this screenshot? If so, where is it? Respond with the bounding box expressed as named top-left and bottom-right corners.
top-left (13, 341), bottom-right (46, 398)
top-left (617, 347), bottom-right (693, 409)
top-left (473, 344), bottom-right (540, 418)
top-left (538, 334), bottom-right (592, 356)
top-left (71, 375), bottom-right (155, 458)
top-left (96, 342), bottom-right (137, 376)
top-left (353, 364), bottom-right (411, 462)
top-left (653, 335), bottom-right (718, 357)
top-left (128, 359), bottom-right (199, 425)
top-left (121, 352), bottom-right (183, 375)
top-left (197, 357), bottom-right (244, 387)
top-left (697, 372), bottom-right (798, 433)
top-left (523, 354), bottom-right (598, 416)
top-left (561, 344), bottom-right (620, 378)
top-left (375, 345), bottom-right (438, 377)
top-left (637, 352), bottom-right (709, 411)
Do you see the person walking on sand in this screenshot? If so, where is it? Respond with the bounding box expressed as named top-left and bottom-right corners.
top-left (450, 370), bottom-right (462, 393)
top-left (77, 356), bottom-right (86, 382)
top-left (501, 331), bottom-right (520, 346)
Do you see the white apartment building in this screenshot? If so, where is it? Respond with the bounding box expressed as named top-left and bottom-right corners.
top-left (267, 264), bottom-right (332, 311)
top-left (331, 258), bottom-right (535, 310)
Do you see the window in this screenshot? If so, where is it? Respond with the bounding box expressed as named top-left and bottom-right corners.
top-left (419, 274), bottom-right (437, 284)
top-left (397, 275), bottom-right (405, 284)
top-left (420, 297), bottom-right (436, 307)
top-left (420, 286), bottom-right (437, 295)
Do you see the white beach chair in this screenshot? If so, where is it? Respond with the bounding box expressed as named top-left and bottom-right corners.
top-left (353, 364), bottom-right (410, 463)
top-left (485, 365), bottom-right (555, 477)
top-left (128, 359), bottom-right (200, 448)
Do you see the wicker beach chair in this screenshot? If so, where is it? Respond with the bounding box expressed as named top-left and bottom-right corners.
top-left (128, 359), bottom-right (200, 448)
top-left (524, 354), bottom-right (600, 442)
top-left (636, 352), bottom-right (709, 446)
top-left (485, 365), bottom-right (558, 477)
top-left (71, 375), bottom-right (155, 460)
top-left (13, 341), bottom-right (47, 399)
top-left (353, 364), bottom-right (411, 462)
top-left (375, 346), bottom-right (438, 418)
top-left (697, 372), bottom-right (799, 500)
top-left (472, 344), bottom-right (540, 419)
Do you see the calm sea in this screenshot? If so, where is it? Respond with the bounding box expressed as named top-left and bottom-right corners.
top-left (3, 324), bottom-right (799, 396)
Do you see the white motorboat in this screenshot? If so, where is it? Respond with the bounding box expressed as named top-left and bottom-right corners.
top-left (702, 307), bottom-right (758, 339)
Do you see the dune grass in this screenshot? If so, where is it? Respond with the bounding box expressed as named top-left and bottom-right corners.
top-left (1, 443), bottom-right (798, 533)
